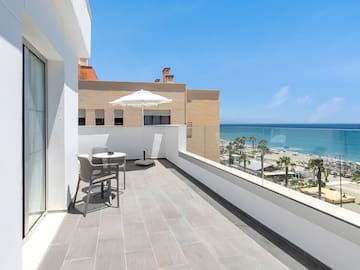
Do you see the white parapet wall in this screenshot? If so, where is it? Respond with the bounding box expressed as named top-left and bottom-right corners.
top-left (169, 149), bottom-right (360, 270)
top-left (79, 125), bottom-right (186, 160)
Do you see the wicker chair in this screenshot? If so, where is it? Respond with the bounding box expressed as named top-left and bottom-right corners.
top-left (74, 154), bottom-right (119, 216)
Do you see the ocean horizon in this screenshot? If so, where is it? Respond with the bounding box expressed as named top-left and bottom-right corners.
top-left (220, 123), bottom-right (360, 162)
top-left (220, 123), bottom-right (360, 129)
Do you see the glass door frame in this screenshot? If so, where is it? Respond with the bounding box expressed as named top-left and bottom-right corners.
top-left (22, 40), bottom-right (48, 238)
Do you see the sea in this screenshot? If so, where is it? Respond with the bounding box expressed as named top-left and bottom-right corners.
top-left (220, 124), bottom-right (360, 162)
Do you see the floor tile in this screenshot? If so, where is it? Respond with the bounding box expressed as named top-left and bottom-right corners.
top-left (126, 249), bottom-right (158, 270)
top-left (38, 244), bottom-right (68, 270)
top-left (66, 226), bottom-right (98, 260)
top-left (62, 258), bottom-right (94, 270)
top-left (99, 214), bottom-right (122, 240)
top-left (123, 222), bottom-right (151, 252)
top-left (51, 215), bottom-right (79, 245)
top-left (94, 238), bottom-right (125, 270)
top-left (150, 231), bottom-right (187, 268)
top-left (181, 242), bottom-right (222, 270)
top-left (167, 218), bottom-right (199, 245)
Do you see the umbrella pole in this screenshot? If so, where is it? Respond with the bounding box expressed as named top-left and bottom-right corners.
top-left (135, 104), bottom-right (154, 166)
top-left (142, 104), bottom-right (144, 160)
top-left (142, 104), bottom-right (144, 126)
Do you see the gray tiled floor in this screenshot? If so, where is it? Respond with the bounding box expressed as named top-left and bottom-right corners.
top-left (39, 160), bottom-right (315, 270)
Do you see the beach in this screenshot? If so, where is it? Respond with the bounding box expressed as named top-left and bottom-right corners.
top-left (220, 140), bottom-right (356, 181)
top-left (218, 124), bottom-right (360, 214)
top-left (219, 139), bottom-right (360, 213)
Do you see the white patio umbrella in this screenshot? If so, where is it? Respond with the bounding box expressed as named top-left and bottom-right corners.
top-left (110, 89), bottom-right (172, 165)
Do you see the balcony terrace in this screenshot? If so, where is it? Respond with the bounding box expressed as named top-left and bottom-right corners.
top-left (20, 125), bottom-right (360, 270)
top-left (38, 160), bottom-right (325, 270)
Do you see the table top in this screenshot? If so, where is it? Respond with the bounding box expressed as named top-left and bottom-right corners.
top-left (92, 152), bottom-right (126, 159)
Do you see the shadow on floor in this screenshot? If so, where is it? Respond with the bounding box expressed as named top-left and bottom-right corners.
top-left (69, 184), bottom-right (123, 215)
top-left (121, 159), bottom-right (156, 172)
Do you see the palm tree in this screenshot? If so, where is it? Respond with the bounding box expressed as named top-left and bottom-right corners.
top-left (277, 156), bottom-right (295, 187)
top-left (239, 152), bottom-right (252, 171)
top-left (232, 137), bottom-right (247, 166)
top-left (324, 167), bottom-right (331, 182)
top-left (234, 136), bottom-right (247, 154)
top-left (352, 167), bottom-right (360, 184)
top-left (240, 136), bottom-right (247, 146)
top-left (249, 135), bottom-right (256, 152)
top-left (226, 142), bottom-right (235, 166)
top-left (257, 139), bottom-right (270, 178)
top-left (308, 158), bottom-right (325, 199)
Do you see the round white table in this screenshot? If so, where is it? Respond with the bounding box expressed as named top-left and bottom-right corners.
top-left (92, 152), bottom-right (126, 202)
top-left (92, 152), bottom-right (126, 159)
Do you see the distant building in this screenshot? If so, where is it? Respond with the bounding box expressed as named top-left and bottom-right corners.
top-left (78, 65), bottom-right (220, 161)
top-left (246, 159), bottom-right (276, 172)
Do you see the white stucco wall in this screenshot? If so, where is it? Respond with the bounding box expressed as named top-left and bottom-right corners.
top-left (79, 126), bottom-right (187, 160)
top-left (0, 1), bottom-right (23, 269)
top-left (0, 0), bottom-right (91, 269)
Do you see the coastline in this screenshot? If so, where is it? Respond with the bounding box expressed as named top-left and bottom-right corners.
top-left (220, 124), bottom-right (360, 162)
top-left (220, 139), bottom-right (357, 183)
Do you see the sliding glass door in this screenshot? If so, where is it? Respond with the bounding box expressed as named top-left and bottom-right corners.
top-left (23, 46), bottom-right (46, 236)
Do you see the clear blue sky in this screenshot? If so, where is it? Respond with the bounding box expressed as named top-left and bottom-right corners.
top-left (89, 0), bottom-right (360, 124)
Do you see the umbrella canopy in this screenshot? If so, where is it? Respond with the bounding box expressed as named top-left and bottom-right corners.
top-left (110, 89), bottom-right (172, 107)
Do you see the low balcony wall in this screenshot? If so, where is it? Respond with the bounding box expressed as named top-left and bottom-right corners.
top-left (79, 125), bottom-right (186, 160)
top-left (169, 150), bottom-right (360, 270)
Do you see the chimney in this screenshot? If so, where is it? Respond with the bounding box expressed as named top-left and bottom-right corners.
top-left (162, 67), bottom-right (170, 82)
top-left (165, 74), bottom-right (174, 83)
top-left (154, 78), bottom-right (160, 83)
top-left (162, 67), bottom-right (175, 83)
top-left (79, 58), bottom-right (88, 66)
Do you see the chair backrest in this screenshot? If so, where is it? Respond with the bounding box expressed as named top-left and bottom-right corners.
top-left (91, 146), bottom-right (109, 164)
top-left (78, 155), bottom-right (93, 183)
top-left (92, 146), bottom-right (109, 154)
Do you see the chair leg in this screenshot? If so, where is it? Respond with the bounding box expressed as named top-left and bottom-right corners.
top-left (123, 168), bottom-right (126, 190)
top-left (116, 176), bottom-right (120, 208)
top-left (84, 184), bottom-right (92, 217)
top-left (73, 177), bottom-right (81, 206)
top-left (108, 180), bottom-right (112, 205)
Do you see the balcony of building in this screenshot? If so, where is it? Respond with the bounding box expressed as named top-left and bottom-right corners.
top-left (26, 125), bottom-right (360, 270)
top-left (37, 159), bottom-right (326, 270)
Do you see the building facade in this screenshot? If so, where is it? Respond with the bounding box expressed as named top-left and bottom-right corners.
top-left (0, 1), bottom-right (91, 269)
top-left (78, 67), bottom-right (220, 161)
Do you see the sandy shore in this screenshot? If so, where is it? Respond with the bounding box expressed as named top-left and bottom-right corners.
top-left (220, 140), bottom-right (357, 183)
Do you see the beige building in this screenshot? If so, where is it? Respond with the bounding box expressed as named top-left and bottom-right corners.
top-left (78, 66), bottom-right (220, 161)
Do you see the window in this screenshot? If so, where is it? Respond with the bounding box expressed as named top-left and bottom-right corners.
top-left (78, 109), bottom-right (86, 126)
top-left (144, 110), bottom-right (171, 125)
top-left (23, 46), bottom-right (46, 236)
top-left (114, 109), bottom-right (123, 125)
top-left (95, 109), bottom-right (104, 125)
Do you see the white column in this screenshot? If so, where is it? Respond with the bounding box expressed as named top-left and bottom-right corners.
top-left (0, 0), bottom-right (23, 269)
top-left (47, 60), bottom-right (67, 210)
